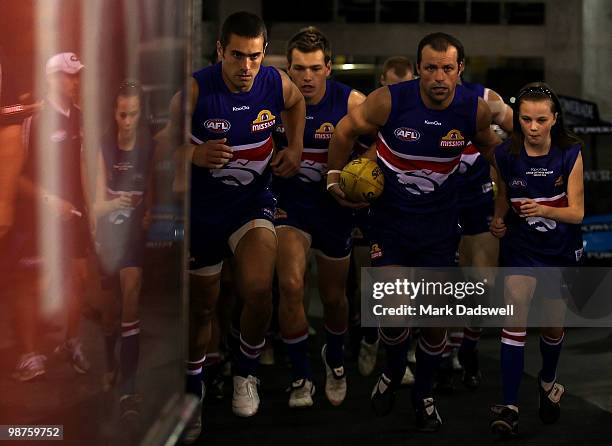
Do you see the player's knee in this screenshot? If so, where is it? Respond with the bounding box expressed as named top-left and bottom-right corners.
top-left (504, 285), bottom-right (533, 308)
top-left (321, 292), bottom-right (347, 313)
top-left (542, 327), bottom-right (564, 340)
top-left (279, 274), bottom-right (304, 301)
top-left (243, 276), bottom-right (273, 302)
top-left (319, 276), bottom-right (347, 306)
top-left (190, 299), bottom-right (217, 326)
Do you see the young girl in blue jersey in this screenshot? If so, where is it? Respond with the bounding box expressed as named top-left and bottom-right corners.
top-left (94, 81), bottom-right (154, 419)
top-left (490, 82), bottom-right (584, 436)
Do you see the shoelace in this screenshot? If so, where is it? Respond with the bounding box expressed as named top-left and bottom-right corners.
top-left (245, 377), bottom-right (260, 398)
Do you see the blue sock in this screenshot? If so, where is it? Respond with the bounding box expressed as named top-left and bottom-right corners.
top-left (186, 356), bottom-right (205, 399)
top-left (379, 327), bottom-right (410, 386)
top-left (324, 325), bottom-right (346, 369)
top-left (283, 332), bottom-right (312, 381)
top-left (119, 321), bottom-right (140, 395)
top-left (459, 327), bottom-right (482, 355)
top-left (501, 329), bottom-right (526, 406)
top-left (540, 332), bottom-right (564, 383)
top-left (412, 336), bottom-right (445, 403)
top-left (228, 324), bottom-right (241, 363)
top-left (235, 335), bottom-right (264, 377)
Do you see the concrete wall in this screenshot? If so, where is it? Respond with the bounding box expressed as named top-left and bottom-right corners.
top-left (544, 0), bottom-right (583, 103)
top-left (582, 0), bottom-right (612, 120)
top-left (265, 23), bottom-right (547, 59)
top-left (198, 0), bottom-right (610, 118)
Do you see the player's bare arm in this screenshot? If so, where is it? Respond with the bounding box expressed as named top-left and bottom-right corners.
top-left (347, 89), bottom-right (366, 113)
top-left (519, 153), bottom-right (584, 224)
top-left (167, 81), bottom-right (233, 191)
top-left (326, 86), bottom-right (390, 207)
top-left (186, 80), bottom-right (233, 169)
top-left (347, 89), bottom-right (374, 157)
top-left (270, 68), bottom-right (305, 178)
top-left (486, 89), bottom-right (513, 132)
top-left (328, 86), bottom-right (389, 173)
top-left (490, 158), bottom-right (508, 239)
top-left (472, 97), bottom-right (501, 164)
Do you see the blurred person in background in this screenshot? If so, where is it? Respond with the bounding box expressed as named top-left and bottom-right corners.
top-left (93, 81), bottom-right (154, 419)
top-left (1, 49), bottom-right (44, 382)
top-left (18, 52), bottom-right (91, 375)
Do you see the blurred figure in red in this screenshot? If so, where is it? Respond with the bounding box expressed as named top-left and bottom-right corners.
top-left (17, 52), bottom-right (91, 377)
top-left (1, 48), bottom-right (43, 381)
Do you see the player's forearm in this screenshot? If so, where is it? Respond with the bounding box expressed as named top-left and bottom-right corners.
top-left (282, 96), bottom-right (305, 157)
top-left (540, 205), bottom-right (584, 225)
top-left (328, 118), bottom-right (358, 171)
top-left (493, 183), bottom-right (509, 220)
top-left (172, 144), bottom-right (195, 193)
top-left (93, 199), bottom-right (117, 218)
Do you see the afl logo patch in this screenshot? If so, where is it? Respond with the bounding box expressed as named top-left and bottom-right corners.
top-left (394, 127), bottom-right (420, 142)
top-left (509, 178), bottom-right (527, 188)
top-left (204, 119), bottom-right (231, 133)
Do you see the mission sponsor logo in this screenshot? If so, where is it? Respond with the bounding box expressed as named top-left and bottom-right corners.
top-left (204, 118), bottom-right (231, 133)
top-left (439, 129), bottom-right (465, 148)
top-left (370, 243), bottom-right (383, 260)
top-left (252, 109), bottom-right (276, 132)
top-left (314, 122), bottom-right (335, 140)
top-left (394, 127), bottom-right (421, 142)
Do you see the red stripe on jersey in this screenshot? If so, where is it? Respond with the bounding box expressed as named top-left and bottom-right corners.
top-left (511, 195), bottom-right (568, 212)
top-left (463, 143), bottom-right (478, 155)
top-left (233, 137), bottom-right (273, 161)
top-left (377, 138), bottom-right (459, 173)
top-left (537, 195), bottom-right (568, 208)
top-left (302, 151), bottom-right (327, 164)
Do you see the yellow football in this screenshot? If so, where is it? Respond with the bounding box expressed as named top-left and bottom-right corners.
top-left (339, 158), bottom-right (384, 203)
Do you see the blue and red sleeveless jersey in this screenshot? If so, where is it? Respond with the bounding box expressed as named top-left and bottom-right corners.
top-left (190, 63), bottom-right (284, 221)
top-left (99, 129), bottom-right (153, 226)
top-left (376, 80), bottom-right (479, 214)
top-left (273, 79), bottom-right (352, 207)
top-left (495, 140), bottom-right (582, 258)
